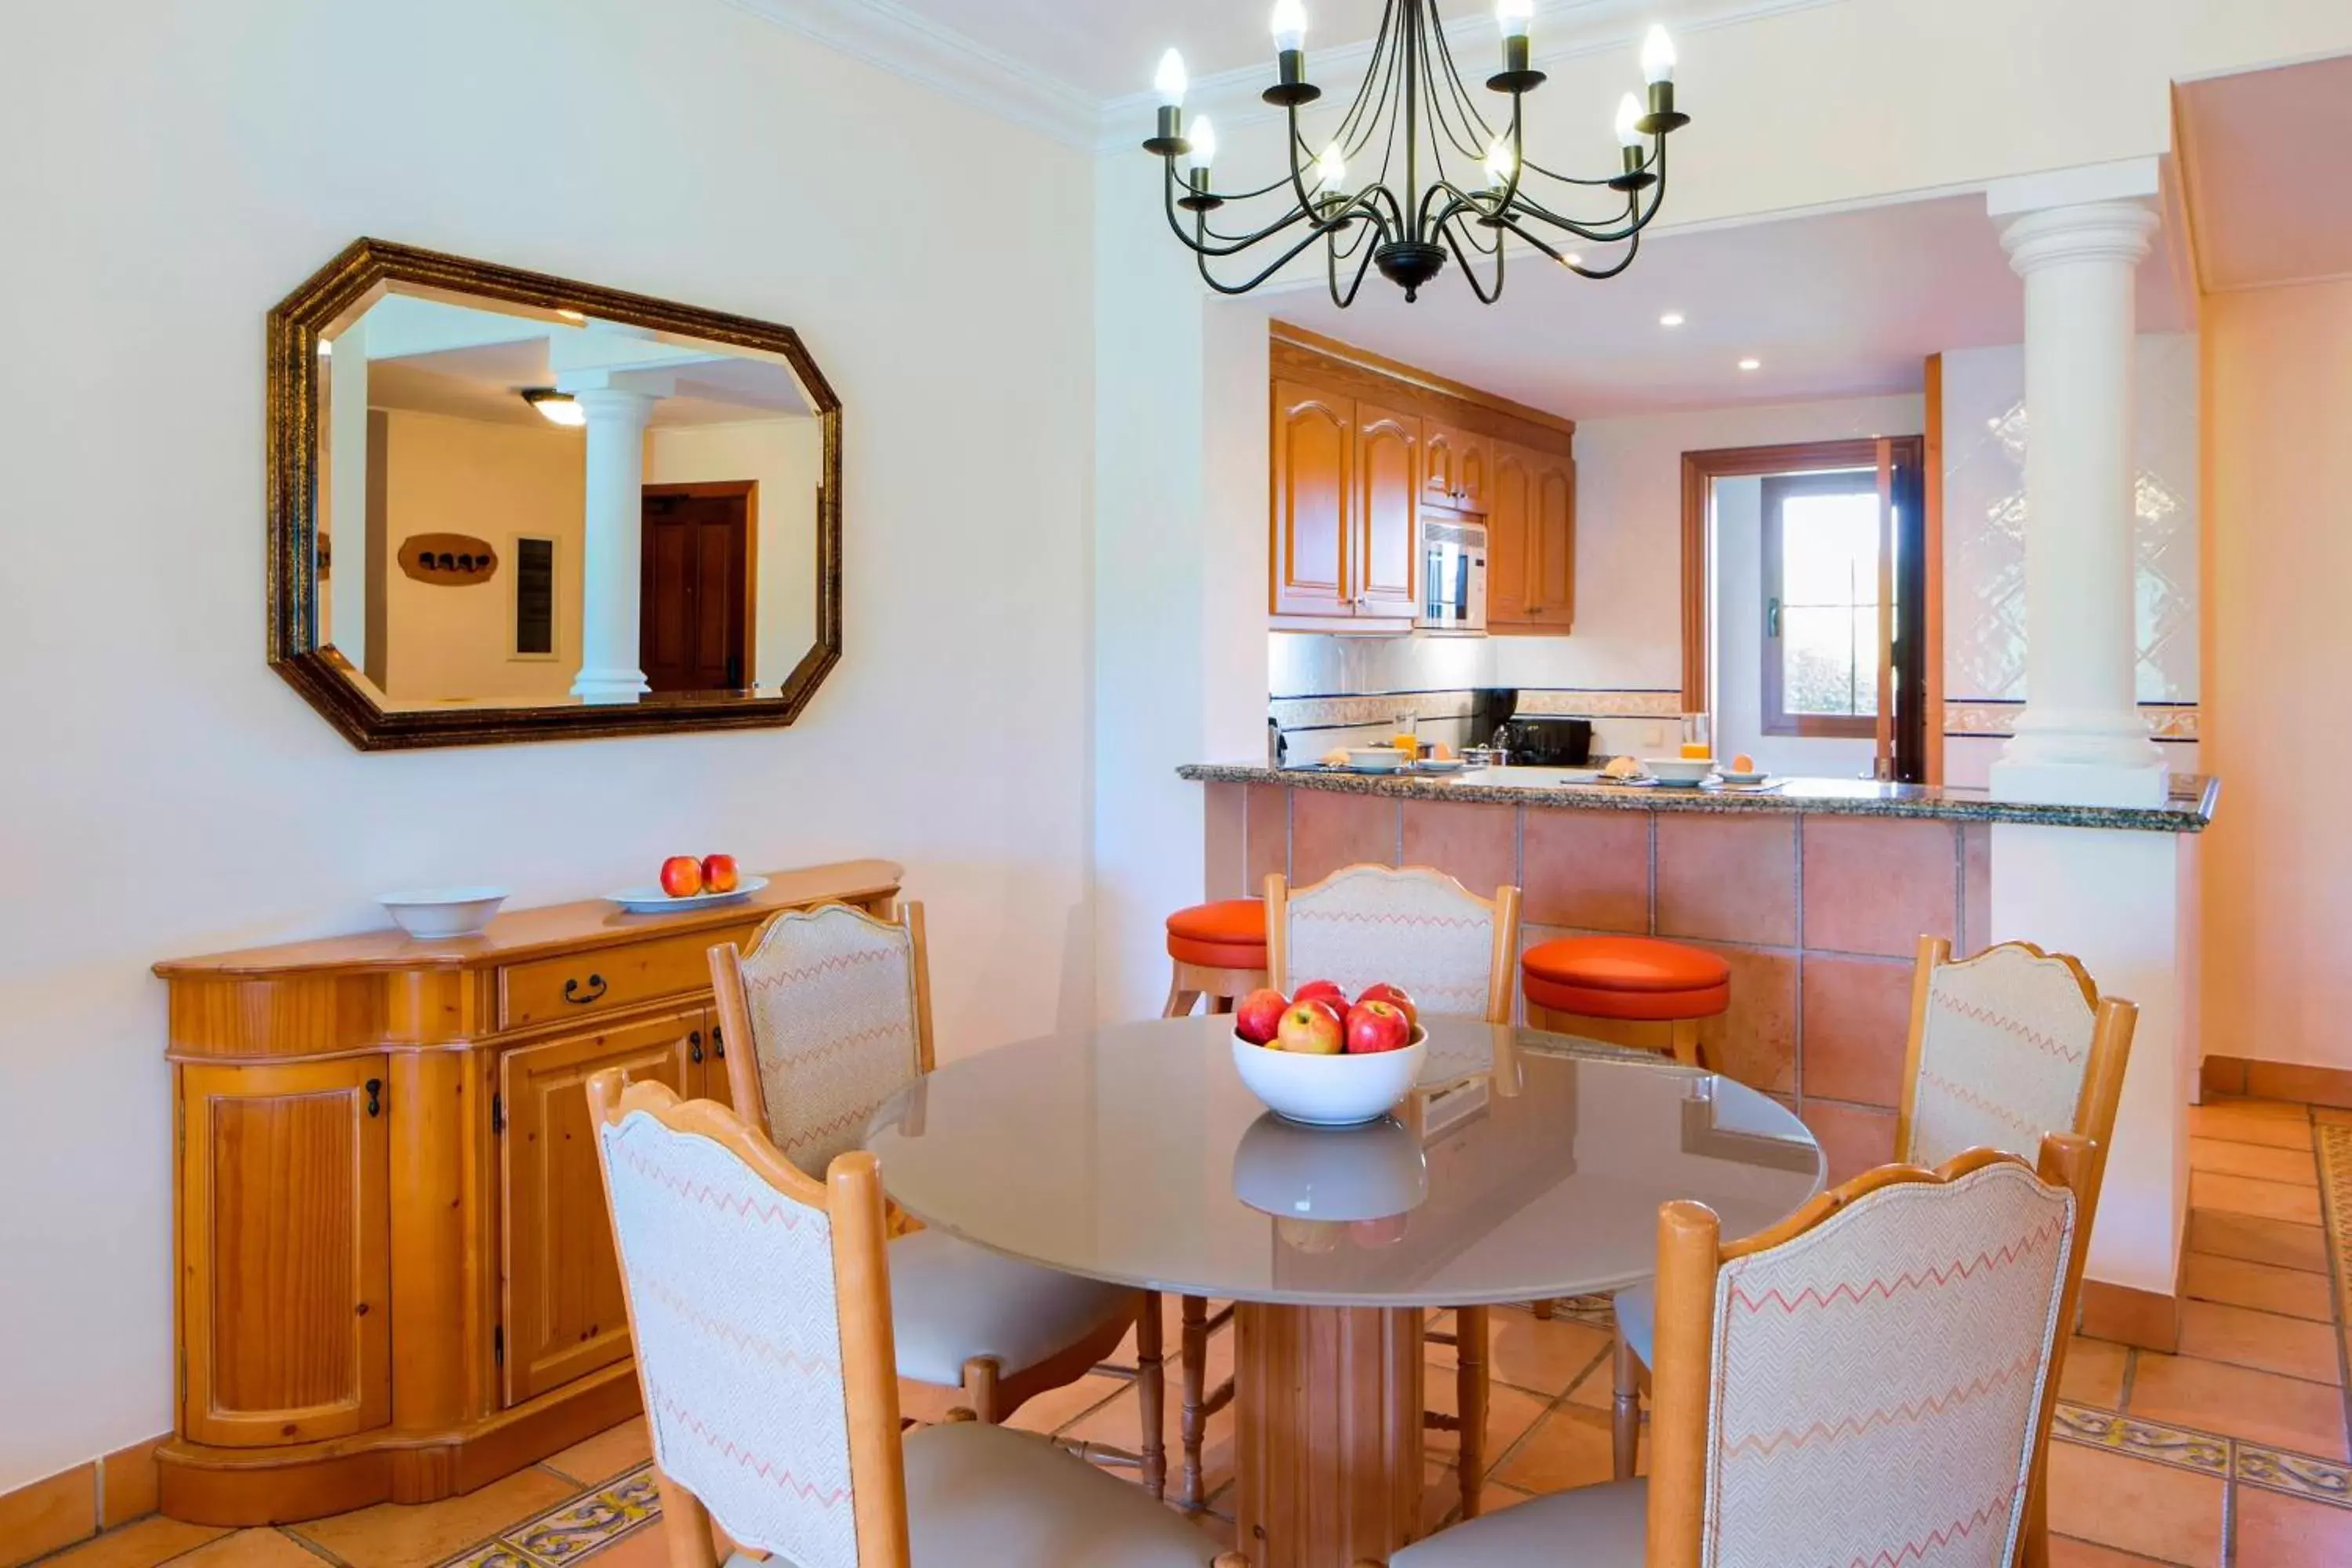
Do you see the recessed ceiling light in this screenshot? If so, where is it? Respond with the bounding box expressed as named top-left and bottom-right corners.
top-left (1659, 311), bottom-right (1686, 327)
top-left (1738, 357), bottom-right (1761, 371)
top-left (521, 387), bottom-right (586, 427)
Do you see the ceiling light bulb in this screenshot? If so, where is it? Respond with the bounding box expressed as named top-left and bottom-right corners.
top-left (1187, 116), bottom-right (1218, 170)
top-left (1484, 132), bottom-right (1517, 187)
top-left (1642, 24), bottom-right (1677, 85)
top-left (1316, 142), bottom-right (1347, 191)
top-left (1738, 357), bottom-right (1762, 371)
top-left (1659, 311), bottom-right (1686, 327)
top-left (1615, 92), bottom-right (1645, 147)
top-left (1496, 0), bottom-right (1534, 42)
top-left (1272, 0), bottom-right (1308, 53)
top-left (1155, 48), bottom-right (1189, 107)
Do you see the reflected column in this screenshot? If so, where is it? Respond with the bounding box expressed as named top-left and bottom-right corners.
top-left (569, 384), bottom-right (658, 704)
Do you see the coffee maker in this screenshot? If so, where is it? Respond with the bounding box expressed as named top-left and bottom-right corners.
top-left (1467, 688), bottom-right (1595, 768)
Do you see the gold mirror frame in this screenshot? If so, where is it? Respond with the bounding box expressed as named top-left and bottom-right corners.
top-left (267, 238), bottom-right (842, 750)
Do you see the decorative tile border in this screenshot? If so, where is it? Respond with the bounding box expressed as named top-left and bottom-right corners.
top-left (2320, 1123), bottom-right (2352, 1345)
top-left (2048, 1403), bottom-right (2352, 1508)
top-left (1944, 700), bottom-right (2200, 742)
top-left (437, 1465), bottom-right (662, 1568)
top-left (1270, 688), bottom-right (1683, 733)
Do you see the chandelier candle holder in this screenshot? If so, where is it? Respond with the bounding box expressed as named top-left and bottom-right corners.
top-left (1143, 2), bottom-right (1690, 305)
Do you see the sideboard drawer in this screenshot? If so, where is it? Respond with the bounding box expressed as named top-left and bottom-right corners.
top-left (501, 932), bottom-right (716, 1028)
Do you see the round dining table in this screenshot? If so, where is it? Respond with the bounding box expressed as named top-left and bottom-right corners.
top-left (864, 1013), bottom-right (1824, 1568)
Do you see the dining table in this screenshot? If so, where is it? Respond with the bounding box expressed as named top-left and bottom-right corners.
top-left (863, 1012), bottom-right (1826, 1568)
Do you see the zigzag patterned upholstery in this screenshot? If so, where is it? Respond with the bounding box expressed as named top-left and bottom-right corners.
top-left (599, 1108), bottom-right (860, 1567)
top-left (1284, 865), bottom-right (1500, 1018)
top-left (1909, 945), bottom-right (2100, 1169)
top-left (737, 905), bottom-right (926, 1177)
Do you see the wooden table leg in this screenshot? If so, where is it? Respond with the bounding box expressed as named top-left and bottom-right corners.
top-left (1232, 1301), bottom-right (1424, 1568)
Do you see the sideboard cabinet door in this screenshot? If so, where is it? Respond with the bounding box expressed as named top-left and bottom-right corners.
top-left (499, 1007), bottom-right (702, 1405)
top-left (179, 1059), bottom-right (390, 1447)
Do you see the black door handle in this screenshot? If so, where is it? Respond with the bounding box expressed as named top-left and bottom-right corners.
top-left (689, 1029), bottom-right (704, 1065)
top-left (563, 974), bottom-right (608, 1005)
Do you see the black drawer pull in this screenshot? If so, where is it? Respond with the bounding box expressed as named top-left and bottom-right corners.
top-left (365, 1079), bottom-right (383, 1117)
top-left (563, 974), bottom-right (608, 1005)
top-left (711, 1025), bottom-right (725, 1060)
top-left (689, 1029), bottom-right (704, 1065)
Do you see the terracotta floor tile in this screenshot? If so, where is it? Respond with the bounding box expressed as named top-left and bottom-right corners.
top-left (1063, 1379), bottom-right (1235, 1501)
top-left (2185, 1210), bottom-right (2330, 1273)
top-left (165, 1533), bottom-right (330, 1567)
top-left (2183, 1250), bottom-right (2339, 1323)
top-left (1425, 1308), bottom-right (1610, 1398)
top-left (2045, 1443), bottom-right (2225, 1566)
top-left (1490, 1403), bottom-right (1628, 1495)
top-left (2314, 1105), bottom-right (2352, 1127)
top-left (1480, 1483), bottom-right (1535, 1512)
top-left (289, 1466), bottom-right (579, 1568)
top-left (2186, 1102), bottom-right (2313, 1149)
top-left (2128, 1352), bottom-right (2350, 1459)
top-left (2175, 1301), bottom-right (2343, 1385)
top-left (2232, 1485), bottom-right (2352, 1566)
top-left (542, 1416), bottom-right (651, 1486)
top-left (1421, 1378), bottom-right (1551, 1465)
top-left (37, 1517), bottom-right (232, 1568)
top-left (2204, 1096), bottom-right (2313, 1120)
top-left (2187, 1170), bottom-right (2322, 1225)
top-left (2059, 1335), bottom-right (2129, 1408)
top-left (2046, 1537), bottom-right (2176, 1566)
top-left (1006, 1372), bottom-right (1126, 1436)
top-left (571, 1526), bottom-right (669, 1567)
top-left (2188, 1136), bottom-right (2318, 1186)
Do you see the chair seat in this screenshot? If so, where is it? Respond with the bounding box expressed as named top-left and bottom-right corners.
top-left (1523, 936), bottom-right (1730, 1021)
top-left (1614, 1279), bottom-right (1656, 1367)
top-left (1392, 1477), bottom-right (1647, 1566)
top-left (889, 1230), bottom-right (1139, 1387)
top-left (1166, 898), bottom-right (1268, 971)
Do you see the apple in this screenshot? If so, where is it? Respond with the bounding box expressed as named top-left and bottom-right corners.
top-left (1345, 1000), bottom-right (1412, 1054)
top-left (1293, 978), bottom-right (1348, 1011)
top-left (1356, 982), bottom-right (1419, 1031)
top-left (1349, 1214), bottom-right (1411, 1248)
top-left (659, 855), bottom-right (703, 898)
top-left (700, 853), bottom-right (740, 894)
top-left (1276, 999), bottom-right (1345, 1055)
top-left (1234, 987), bottom-right (1290, 1046)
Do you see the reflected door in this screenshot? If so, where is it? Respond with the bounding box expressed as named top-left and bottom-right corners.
top-left (641, 484), bottom-right (753, 693)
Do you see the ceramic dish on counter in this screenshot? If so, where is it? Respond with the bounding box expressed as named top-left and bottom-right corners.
top-left (1714, 768), bottom-right (1771, 786)
top-left (379, 887), bottom-right (508, 938)
top-left (604, 876), bottom-right (769, 915)
top-left (1645, 757), bottom-right (1715, 786)
top-left (1345, 747), bottom-right (1409, 773)
top-left (1412, 757), bottom-right (1466, 774)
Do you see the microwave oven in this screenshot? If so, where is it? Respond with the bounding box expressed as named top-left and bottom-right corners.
top-left (1414, 511), bottom-right (1487, 633)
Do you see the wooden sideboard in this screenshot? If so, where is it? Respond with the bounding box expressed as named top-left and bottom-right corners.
top-left (152, 858), bottom-right (903, 1525)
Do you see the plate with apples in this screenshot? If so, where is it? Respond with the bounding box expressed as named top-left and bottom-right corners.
top-left (606, 854), bottom-right (768, 914)
top-left (1229, 980), bottom-right (1429, 1127)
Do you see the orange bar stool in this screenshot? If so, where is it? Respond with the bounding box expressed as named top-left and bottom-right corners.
top-left (1520, 935), bottom-right (1730, 1069)
top-left (1163, 898), bottom-right (1269, 1018)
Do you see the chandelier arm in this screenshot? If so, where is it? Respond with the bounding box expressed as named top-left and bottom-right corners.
top-left (1429, 7), bottom-right (1501, 147)
top-left (1436, 214), bottom-right (1507, 305)
top-left (1161, 169), bottom-right (1335, 258)
top-left (1331, 0), bottom-right (1401, 155)
top-left (1496, 187), bottom-right (1639, 241)
top-left (1327, 227), bottom-right (1384, 308)
top-left (1422, 13), bottom-right (1500, 159)
top-left (1491, 217), bottom-right (1646, 278)
top-left (1427, 187), bottom-right (1506, 254)
top-left (1194, 218), bottom-right (1380, 296)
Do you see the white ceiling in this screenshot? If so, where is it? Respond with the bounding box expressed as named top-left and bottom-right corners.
top-left (368, 340), bottom-right (815, 430)
top-left (2177, 52), bottom-right (2352, 294)
top-left (1263, 193), bottom-right (2191, 420)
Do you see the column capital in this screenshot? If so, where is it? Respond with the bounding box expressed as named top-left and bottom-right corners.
top-left (1998, 201), bottom-right (2159, 277)
top-left (567, 384), bottom-right (661, 427)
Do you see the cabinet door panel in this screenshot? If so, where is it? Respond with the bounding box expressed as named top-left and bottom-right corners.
top-left (1354, 402), bottom-right (1421, 612)
top-left (1272, 380), bottom-right (1352, 616)
top-left (1526, 453), bottom-right (1577, 627)
top-left (181, 1060), bottom-right (390, 1446)
top-left (500, 1009), bottom-right (700, 1405)
top-left (1485, 443), bottom-right (1534, 625)
top-left (1454, 434), bottom-right (1493, 514)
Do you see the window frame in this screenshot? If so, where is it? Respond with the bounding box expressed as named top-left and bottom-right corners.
top-left (1760, 468), bottom-right (1881, 739)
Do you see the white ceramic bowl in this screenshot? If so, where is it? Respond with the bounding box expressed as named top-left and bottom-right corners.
top-left (1231, 1112), bottom-right (1430, 1221)
top-left (1346, 746), bottom-right (1407, 772)
top-left (1231, 1028), bottom-right (1428, 1126)
top-left (379, 887), bottom-right (508, 938)
top-left (1645, 757), bottom-right (1714, 786)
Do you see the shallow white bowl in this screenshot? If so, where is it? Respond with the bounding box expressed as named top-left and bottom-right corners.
top-left (1645, 757), bottom-right (1714, 786)
top-left (1346, 747), bottom-right (1407, 773)
top-left (379, 887), bottom-right (508, 939)
top-left (1231, 1029), bottom-right (1428, 1127)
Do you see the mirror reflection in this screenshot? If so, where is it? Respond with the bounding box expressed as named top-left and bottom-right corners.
top-left (314, 289), bottom-right (822, 711)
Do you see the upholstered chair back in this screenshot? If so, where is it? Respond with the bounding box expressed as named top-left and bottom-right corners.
top-left (1903, 940), bottom-right (2112, 1170)
top-left (1697, 1157), bottom-right (2077, 1568)
top-left (717, 903), bottom-right (930, 1178)
top-left (1269, 866), bottom-right (1519, 1022)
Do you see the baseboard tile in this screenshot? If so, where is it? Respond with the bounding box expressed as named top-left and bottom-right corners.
top-left (2202, 1054), bottom-right (2352, 1110)
top-left (2081, 1276), bottom-right (2183, 1352)
top-left (0, 1432), bottom-right (172, 1566)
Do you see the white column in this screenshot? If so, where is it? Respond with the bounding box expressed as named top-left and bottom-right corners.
top-left (568, 386), bottom-right (657, 704)
top-left (1989, 191), bottom-right (2165, 806)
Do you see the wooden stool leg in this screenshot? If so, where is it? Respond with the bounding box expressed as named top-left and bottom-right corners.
top-left (1610, 1330), bottom-right (1642, 1480)
top-left (1163, 973), bottom-right (1199, 1018)
top-left (1137, 1291), bottom-right (1167, 1500)
top-left (1669, 1016), bottom-right (1704, 1069)
top-left (1456, 1305), bottom-right (1489, 1519)
top-left (1531, 1299), bottom-right (1555, 1320)
top-left (1180, 1293), bottom-right (1210, 1512)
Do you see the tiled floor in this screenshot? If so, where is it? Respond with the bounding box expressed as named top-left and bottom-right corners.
top-left (34, 1097), bottom-right (2352, 1568)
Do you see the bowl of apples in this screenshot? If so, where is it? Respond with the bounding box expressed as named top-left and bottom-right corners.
top-left (1229, 981), bottom-right (1428, 1127)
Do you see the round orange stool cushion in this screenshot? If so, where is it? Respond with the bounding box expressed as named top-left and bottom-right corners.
top-left (1522, 936), bottom-right (1730, 1022)
top-left (1166, 898), bottom-right (1269, 971)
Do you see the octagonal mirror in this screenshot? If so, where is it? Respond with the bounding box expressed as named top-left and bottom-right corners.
top-left (268, 239), bottom-right (840, 749)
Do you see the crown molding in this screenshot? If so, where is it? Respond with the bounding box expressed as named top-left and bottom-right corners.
top-left (722, 0), bottom-right (1099, 149)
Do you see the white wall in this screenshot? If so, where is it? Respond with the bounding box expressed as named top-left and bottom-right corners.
top-left (0, 0), bottom-right (1094, 1491)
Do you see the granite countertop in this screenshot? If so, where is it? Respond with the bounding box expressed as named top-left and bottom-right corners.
top-left (1178, 763), bottom-right (2218, 833)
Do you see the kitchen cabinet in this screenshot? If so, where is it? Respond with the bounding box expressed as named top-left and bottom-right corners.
top-left (1272, 378), bottom-right (1354, 618)
top-left (1486, 437), bottom-right (1577, 633)
top-left (1353, 401), bottom-right (1422, 615)
top-left (1423, 421), bottom-right (1491, 514)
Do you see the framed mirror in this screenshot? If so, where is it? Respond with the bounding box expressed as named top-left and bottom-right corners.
top-left (268, 239), bottom-right (840, 749)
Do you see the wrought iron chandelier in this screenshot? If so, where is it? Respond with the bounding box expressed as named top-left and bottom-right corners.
top-left (1142, 2), bottom-right (1689, 305)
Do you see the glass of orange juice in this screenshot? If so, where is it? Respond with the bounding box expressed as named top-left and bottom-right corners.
top-left (1679, 713), bottom-right (1712, 760)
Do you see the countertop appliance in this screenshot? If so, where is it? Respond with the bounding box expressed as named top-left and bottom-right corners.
top-left (1499, 716), bottom-right (1595, 768)
top-left (1415, 509), bottom-right (1486, 633)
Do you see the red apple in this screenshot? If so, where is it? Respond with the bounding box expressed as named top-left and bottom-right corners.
top-left (659, 855), bottom-right (703, 898)
top-left (1276, 999), bottom-right (1345, 1055)
top-left (699, 853), bottom-right (740, 894)
top-left (1356, 982), bottom-right (1419, 1031)
top-left (1293, 978), bottom-right (1348, 1011)
top-left (1234, 987), bottom-right (1290, 1046)
top-left (1344, 999), bottom-right (1412, 1054)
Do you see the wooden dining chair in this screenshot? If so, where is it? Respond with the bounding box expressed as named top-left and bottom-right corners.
top-left (586, 1072), bottom-right (1248, 1568)
top-left (1606, 935), bottom-right (2137, 1479)
top-left (710, 902), bottom-right (1166, 1495)
top-left (1265, 863), bottom-right (1523, 1520)
top-left (1388, 1134), bottom-right (2096, 1568)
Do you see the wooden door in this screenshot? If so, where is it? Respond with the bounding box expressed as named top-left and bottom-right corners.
top-left (1523, 451), bottom-right (1576, 628)
top-left (1353, 401), bottom-right (1421, 615)
top-left (641, 485), bottom-right (753, 693)
top-left (500, 1007), bottom-right (703, 1404)
top-left (1271, 380), bottom-right (1352, 617)
top-left (180, 1060), bottom-right (390, 1447)
top-left (1485, 442), bottom-right (1534, 626)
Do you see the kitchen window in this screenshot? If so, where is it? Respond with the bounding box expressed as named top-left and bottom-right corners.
top-left (1762, 470), bottom-right (1882, 739)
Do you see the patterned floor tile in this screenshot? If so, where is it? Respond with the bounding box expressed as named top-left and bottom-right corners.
top-left (2052, 1403), bottom-right (2230, 1475)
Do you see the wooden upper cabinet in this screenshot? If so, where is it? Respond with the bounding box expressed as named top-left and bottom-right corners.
top-left (1524, 448), bottom-right (1576, 629)
top-left (499, 1007), bottom-right (703, 1406)
top-left (1353, 401), bottom-right (1421, 615)
top-left (179, 1059), bottom-right (390, 1448)
top-left (1423, 421), bottom-right (1492, 514)
top-left (1486, 443), bottom-right (1534, 626)
top-left (1271, 379), bottom-right (1353, 617)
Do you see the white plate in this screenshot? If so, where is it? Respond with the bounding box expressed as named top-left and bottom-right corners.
top-left (1413, 758), bottom-right (1466, 774)
top-left (1346, 748), bottom-right (1408, 772)
top-left (1715, 770), bottom-right (1770, 786)
top-left (605, 875), bottom-right (769, 915)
